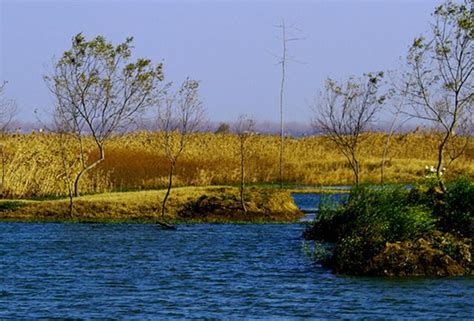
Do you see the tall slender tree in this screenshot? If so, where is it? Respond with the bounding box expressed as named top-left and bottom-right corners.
top-left (155, 78), bottom-right (205, 226)
top-left (235, 114), bottom-right (255, 213)
top-left (275, 19), bottom-right (303, 188)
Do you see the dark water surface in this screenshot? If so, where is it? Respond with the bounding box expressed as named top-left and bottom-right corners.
top-left (1, 195), bottom-right (473, 319)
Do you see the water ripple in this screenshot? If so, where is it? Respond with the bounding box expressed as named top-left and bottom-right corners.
top-left (0, 222), bottom-right (473, 319)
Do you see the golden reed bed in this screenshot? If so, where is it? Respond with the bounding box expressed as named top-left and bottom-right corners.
top-left (1, 131), bottom-right (472, 198)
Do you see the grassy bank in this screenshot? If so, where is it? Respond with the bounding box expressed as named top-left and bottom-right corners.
top-left (2, 131), bottom-right (472, 198)
top-left (304, 178), bottom-right (474, 277)
top-left (0, 187), bottom-right (303, 223)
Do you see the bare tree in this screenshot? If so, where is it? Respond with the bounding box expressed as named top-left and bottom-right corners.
top-left (0, 143), bottom-right (5, 198)
top-left (45, 33), bottom-right (163, 196)
top-left (0, 82), bottom-right (17, 133)
top-left (0, 81), bottom-right (17, 197)
top-left (235, 114), bottom-right (255, 213)
top-left (403, 0), bottom-right (473, 188)
top-left (155, 78), bottom-right (205, 226)
top-left (274, 19), bottom-right (303, 189)
top-left (313, 73), bottom-right (386, 185)
top-left (445, 117), bottom-right (472, 168)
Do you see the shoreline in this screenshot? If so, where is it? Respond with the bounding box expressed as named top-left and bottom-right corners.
top-left (0, 186), bottom-right (305, 224)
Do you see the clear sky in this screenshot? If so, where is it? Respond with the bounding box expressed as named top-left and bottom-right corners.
top-left (1, 0), bottom-right (440, 124)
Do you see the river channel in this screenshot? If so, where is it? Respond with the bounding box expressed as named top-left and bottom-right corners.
top-left (0, 193), bottom-right (472, 319)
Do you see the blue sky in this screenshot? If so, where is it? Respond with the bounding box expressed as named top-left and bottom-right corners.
top-left (1, 0), bottom-right (439, 124)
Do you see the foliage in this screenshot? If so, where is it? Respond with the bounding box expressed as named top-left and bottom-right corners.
top-left (0, 200), bottom-right (26, 212)
top-left (45, 33), bottom-right (164, 197)
top-left (408, 177), bottom-right (474, 238)
top-left (304, 179), bottom-right (474, 276)
top-left (305, 186), bottom-right (435, 244)
top-left (435, 177), bottom-right (474, 238)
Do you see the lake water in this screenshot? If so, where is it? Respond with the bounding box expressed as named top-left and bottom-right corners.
top-left (0, 194), bottom-right (473, 319)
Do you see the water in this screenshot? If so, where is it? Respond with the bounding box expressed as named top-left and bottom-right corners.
top-left (0, 195), bottom-right (473, 319)
top-left (292, 192), bottom-right (348, 222)
top-left (292, 193), bottom-right (349, 212)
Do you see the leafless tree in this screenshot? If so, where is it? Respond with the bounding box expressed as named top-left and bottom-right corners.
top-left (45, 33), bottom-right (163, 196)
top-left (0, 81), bottom-right (17, 197)
top-left (403, 0), bottom-right (473, 188)
top-left (155, 78), bottom-right (205, 225)
top-left (0, 82), bottom-right (17, 133)
top-left (235, 114), bottom-right (255, 213)
top-left (313, 73), bottom-right (386, 185)
top-left (274, 19), bottom-right (303, 189)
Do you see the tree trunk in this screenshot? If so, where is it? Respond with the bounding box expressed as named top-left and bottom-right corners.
top-left (354, 160), bottom-right (360, 186)
top-left (0, 145), bottom-right (4, 198)
top-left (161, 161), bottom-right (175, 220)
top-left (68, 193), bottom-right (74, 218)
top-left (279, 19), bottom-right (286, 190)
top-left (380, 134), bottom-right (392, 186)
top-left (348, 153), bottom-right (360, 186)
top-left (240, 136), bottom-right (247, 213)
top-left (74, 144), bottom-right (105, 197)
top-left (436, 131), bottom-right (450, 191)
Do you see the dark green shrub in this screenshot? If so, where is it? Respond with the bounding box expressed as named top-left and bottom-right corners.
top-left (436, 178), bottom-right (474, 238)
top-left (305, 186), bottom-right (435, 243)
top-left (303, 178), bottom-right (473, 275)
top-left (304, 186), bottom-right (436, 273)
top-left (332, 230), bottom-right (385, 275)
top-left (0, 201), bottom-right (25, 212)
top-left (303, 205), bottom-right (355, 242)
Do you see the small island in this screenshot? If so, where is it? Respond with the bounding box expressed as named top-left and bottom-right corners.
top-left (0, 187), bottom-right (303, 224)
top-left (304, 177), bottom-right (474, 277)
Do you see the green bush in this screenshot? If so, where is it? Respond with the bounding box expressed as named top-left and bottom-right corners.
top-left (304, 185), bottom-right (439, 274)
top-left (436, 177), bottom-right (474, 238)
top-left (305, 186), bottom-right (435, 244)
top-left (332, 231), bottom-right (385, 275)
top-left (304, 178), bottom-right (474, 275)
top-left (0, 201), bottom-right (26, 212)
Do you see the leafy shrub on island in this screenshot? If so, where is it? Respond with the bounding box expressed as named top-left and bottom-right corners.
top-left (304, 178), bottom-right (474, 276)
